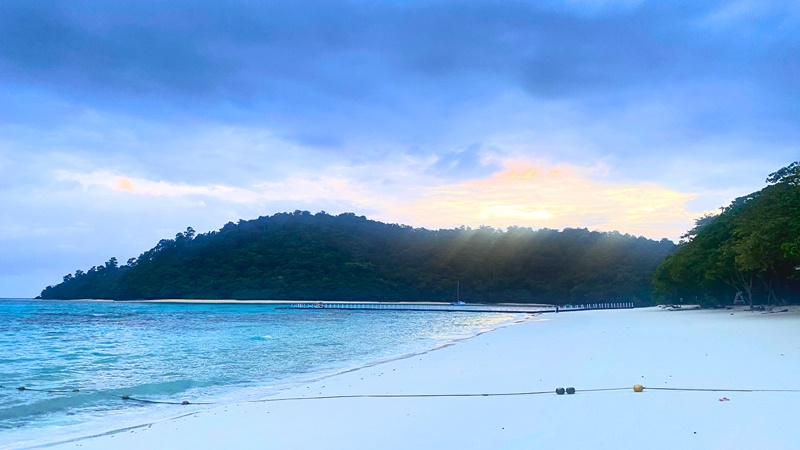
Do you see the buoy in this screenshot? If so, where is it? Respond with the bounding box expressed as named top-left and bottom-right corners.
top-left (633, 384), bottom-right (644, 392)
top-left (566, 387), bottom-right (576, 395)
top-left (17, 386), bottom-right (25, 391)
top-left (72, 389), bottom-right (80, 392)
top-left (556, 387), bottom-right (566, 395)
top-left (121, 395), bottom-right (130, 400)
top-left (182, 401), bottom-right (190, 405)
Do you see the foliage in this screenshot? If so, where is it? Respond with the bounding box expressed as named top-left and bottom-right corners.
top-left (653, 161), bottom-right (800, 305)
top-left (40, 212), bottom-right (676, 305)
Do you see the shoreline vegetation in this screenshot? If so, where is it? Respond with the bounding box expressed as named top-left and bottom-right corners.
top-left (654, 162), bottom-right (800, 307)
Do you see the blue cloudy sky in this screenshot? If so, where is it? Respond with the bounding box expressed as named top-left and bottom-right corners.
top-left (1, 0), bottom-right (798, 297)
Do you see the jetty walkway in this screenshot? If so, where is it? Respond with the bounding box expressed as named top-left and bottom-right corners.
top-left (283, 302), bottom-right (635, 314)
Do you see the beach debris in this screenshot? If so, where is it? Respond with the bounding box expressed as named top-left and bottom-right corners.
top-left (762, 308), bottom-right (790, 314)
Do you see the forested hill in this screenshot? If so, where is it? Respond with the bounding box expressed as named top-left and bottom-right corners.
top-left (40, 212), bottom-right (676, 304)
top-left (653, 162), bottom-right (800, 307)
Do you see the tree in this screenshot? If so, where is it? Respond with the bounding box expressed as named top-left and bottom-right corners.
top-left (654, 161), bottom-right (800, 306)
top-left (766, 161), bottom-right (800, 186)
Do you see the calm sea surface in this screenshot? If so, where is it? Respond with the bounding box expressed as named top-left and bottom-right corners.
top-left (0, 299), bottom-right (521, 448)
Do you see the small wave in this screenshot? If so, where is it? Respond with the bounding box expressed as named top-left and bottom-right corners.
top-left (249, 335), bottom-right (273, 341)
top-left (113, 379), bottom-right (204, 397)
top-left (0, 390), bottom-right (112, 423)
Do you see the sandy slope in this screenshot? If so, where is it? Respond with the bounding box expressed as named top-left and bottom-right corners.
top-left (43, 307), bottom-right (800, 450)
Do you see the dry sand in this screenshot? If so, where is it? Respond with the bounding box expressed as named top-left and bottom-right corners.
top-left (43, 307), bottom-right (800, 450)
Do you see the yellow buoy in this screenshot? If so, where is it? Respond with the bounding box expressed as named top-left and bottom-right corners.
top-left (633, 384), bottom-right (644, 392)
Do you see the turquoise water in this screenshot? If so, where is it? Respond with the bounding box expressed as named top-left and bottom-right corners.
top-left (0, 299), bottom-right (521, 448)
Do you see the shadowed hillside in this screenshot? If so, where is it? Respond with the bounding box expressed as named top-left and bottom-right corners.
top-left (40, 211), bottom-right (676, 304)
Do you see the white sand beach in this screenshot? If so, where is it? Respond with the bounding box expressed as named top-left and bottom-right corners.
top-left (45, 307), bottom-right (800, 450)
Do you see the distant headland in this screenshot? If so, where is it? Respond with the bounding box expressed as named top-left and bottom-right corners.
top-left (38, 211), bottom-right (674, 304)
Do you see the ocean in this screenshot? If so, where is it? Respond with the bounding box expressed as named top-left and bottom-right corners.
top-left (0, 299), bottom-right (523, 449)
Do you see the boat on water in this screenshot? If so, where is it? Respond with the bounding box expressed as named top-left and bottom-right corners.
top-left (451, 282), bottom-right (466, 305)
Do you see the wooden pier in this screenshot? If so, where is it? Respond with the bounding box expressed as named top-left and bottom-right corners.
top-left (283, 302), bottom-right (635, 314)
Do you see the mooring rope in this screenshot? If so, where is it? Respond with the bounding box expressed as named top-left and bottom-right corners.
top-left (7, 386), bottom-right (81, 393)
top-left (117, 395), bottom-right (215, 405)
top-left (643, 387), bottom-right (800, 393)
top-left (251, 390), bottom-right (556, 403)
top-left (5, 383), bottom-right (800, 406)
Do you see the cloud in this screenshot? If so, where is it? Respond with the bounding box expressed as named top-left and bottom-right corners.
top-left (53, 167), bottom-right (376, 208)
top-left (429, 143), bottom-right (501, 180)
top-left (48, 158), bottom-right (699, 241)
top-left (56, 169), bottom-right (249, 200)
top-left (1, 0), bottom-right (797, 193)
top-left (383, 161), bottom-right (699, 240)
top-left (114, 177), bottom-right (135, 192)
top-left (2, 1), bottom-right (798, 130)
top-left (1, 0), bottom-right (798, 297)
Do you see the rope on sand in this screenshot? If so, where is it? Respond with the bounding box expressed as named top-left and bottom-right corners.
top-left (641, 386), bottom-right (800, 393)
top-left (251, 390), bottom-right (556, 403)
top-left (5, 383), bottom-right (800, 406)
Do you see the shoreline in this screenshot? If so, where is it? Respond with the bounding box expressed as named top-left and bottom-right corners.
top-left (38, 307), bottom-right (800, 449)
top-left (8, 306), bottom-right (531, 450)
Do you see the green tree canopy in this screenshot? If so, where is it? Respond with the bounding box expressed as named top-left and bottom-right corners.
top-left (654, 161), bottom-right (800, 306)
top-left (40, 212), bottom-right (675, 305)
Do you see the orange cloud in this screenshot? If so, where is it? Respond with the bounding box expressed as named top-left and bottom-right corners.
top-left (54, 160), bottom-right (701, 241)
top-left (114, 177), bottom-right (135, 192)
top-left (382, 160), bottom-right (698, 240)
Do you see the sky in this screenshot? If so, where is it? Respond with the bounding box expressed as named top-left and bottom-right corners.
top-left (1, 0), bottom-right (798, 297)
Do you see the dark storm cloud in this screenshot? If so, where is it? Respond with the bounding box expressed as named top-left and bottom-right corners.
top-left (2, 1), bottom-right (796, 116)
top-left (1, 0), bottom-right (798, 173)
top-left (0, 1), bottom-right (234, 97)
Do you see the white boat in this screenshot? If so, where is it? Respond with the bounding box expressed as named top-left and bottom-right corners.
top-left (451, 282), bottom-right (466, 305)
